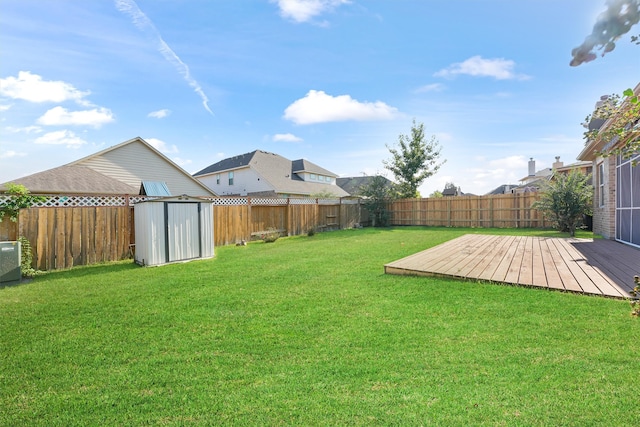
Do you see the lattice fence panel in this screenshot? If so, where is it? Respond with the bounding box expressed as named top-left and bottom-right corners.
top-left (206, 197), bottom-right (249, 206)
top-left (250, 198), bottom-right (288, 205)
top-left (0, 194), bottom-right (144, 208)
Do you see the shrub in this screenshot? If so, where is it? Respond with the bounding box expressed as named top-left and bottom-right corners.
top-left (533, 170), bottom-right (592, 237)
top-left (630, 276), bottom-right (640, 317)
top-left (18, 236), bottom-right (42, 278)
top-left (307, 228), bottom-right (316, 237)
top-left (0, 183), bottom-right (46, 222)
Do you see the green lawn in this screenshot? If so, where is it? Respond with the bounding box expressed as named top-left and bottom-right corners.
top-left (1, 227), bottom-right (637, 426)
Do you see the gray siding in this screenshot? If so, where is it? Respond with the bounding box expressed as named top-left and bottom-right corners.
top-left (81, 140), bottom-right (214, 196)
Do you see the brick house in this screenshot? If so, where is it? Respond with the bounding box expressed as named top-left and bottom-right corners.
top-left (577, 83), bottom-right (640, 248)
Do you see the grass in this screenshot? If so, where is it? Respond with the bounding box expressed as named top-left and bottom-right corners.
top-left (1, 227), bottom-right (638, 426)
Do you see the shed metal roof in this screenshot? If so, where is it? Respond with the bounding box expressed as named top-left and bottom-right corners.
top-left (140, 181), bottom-right (171, 196)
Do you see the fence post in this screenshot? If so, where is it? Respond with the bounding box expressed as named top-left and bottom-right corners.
top-left (286, 197), bottom-right (291, 236)
top-left (490, 196), bottom-right (494, 228)
top-left (247, 197), bottom-right (252, 240)
top-left (516, 193), bottom-right (520, 228)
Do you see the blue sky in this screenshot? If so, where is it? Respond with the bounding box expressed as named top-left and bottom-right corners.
top-left (1, 0), bottom-right (638, 196)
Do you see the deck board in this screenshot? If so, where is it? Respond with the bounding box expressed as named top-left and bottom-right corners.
top-left (384, 235), bottom-right (639, 298)
top-left (538, 238), bottom-right (563, 291)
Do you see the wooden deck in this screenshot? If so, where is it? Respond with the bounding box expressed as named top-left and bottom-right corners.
top-left (384, 235), bottom-right (639, 298)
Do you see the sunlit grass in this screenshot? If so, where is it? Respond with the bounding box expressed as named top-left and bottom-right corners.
top-left (1, 227), bottom-right (636, 426)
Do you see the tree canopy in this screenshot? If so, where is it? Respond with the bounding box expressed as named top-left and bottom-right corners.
top-left (584, 87), bottom-right (639, 161)
top-left (570, 0), bottom-right (639, 66)
top-left (383, 120), bottom-right (445, 199)
top-left (356, 174), bottom-right (398, 227)
top-left (0, 183), bottom-right (45, 223)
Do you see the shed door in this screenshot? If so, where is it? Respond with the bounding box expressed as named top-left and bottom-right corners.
top-left (616, 153), bottom-right (640, 248)
top-left (167, 202), bottom-right (201, 262)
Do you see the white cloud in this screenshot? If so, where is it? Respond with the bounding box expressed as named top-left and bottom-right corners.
top-left (37, 106), bottom-right (114, 128)
top-left (271, 0), bottom-right (350, 23)
top-left (0, 104), bottom-right (12, 111)
top-left (34, 130), bottom-right (87, 148)
top-left (0, 71), bottom-right (90, 103)
top-left (434, 56), bottom-right (530, 80)
top-left (539, 134), bottom-right (582, 144)
top-left (488, 155), bottom-right (528, 170)
top-left (435, 132), bottom-right (454, 143)
top-left (5, 125), bottom-right (42, 134)
top-left (172, 157), bottom-right (192, 168)
top-left (0, 150), bottom-right (26, 159)
top-left (284, 90), bottom-right (398, 125)
top-left (146, 137), bottom-right (179, 154)
top-left (415, 83), bottom-right (445, 93)
top-left (147, 109), bottom-right (171, 119)
top-left (115, 0), bottom-right (213, 115)
top-left (273, 133), bottom-right (303, 142)
top-left (463, 155), bottom-right (529, 192)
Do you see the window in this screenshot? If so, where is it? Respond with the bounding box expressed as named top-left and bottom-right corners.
top-left (228, 171), bottom-right (234, 186)
top-left (325, 176), bottom-right (332, 182)
top-left (310, 173), bottom-right (316, 181)
top-left (216, 174), bottom-right (220, 185)
top-left (598, 163), bottom-right (604, 207)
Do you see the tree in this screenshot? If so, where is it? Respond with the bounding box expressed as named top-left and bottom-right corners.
top-left (570, 0), bottom-right (639, 66)
top-left (356, 174), bottom-right (398, 227)
top-left (444, 182), bottom-right (457, 190)
top-left (383, 120), bottom-right (445, 199)
top-left (429, 190), bottom-right (443, 198)
top-left (583, 88), bottom-right (639, 162)
top-left (533, 170), bottom-right (593, 237)
top-left (0, 183), bottom-right (45, 222)
top-left (571, 1), bottom-right (639, 161)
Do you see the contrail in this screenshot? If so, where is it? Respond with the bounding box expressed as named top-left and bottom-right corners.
top-left (115, 0), bottom-right (214, 115)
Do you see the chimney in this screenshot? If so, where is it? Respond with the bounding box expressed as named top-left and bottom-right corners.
top-left (552, 156), bottom-right (563, 170)
top-left (528, 158), bottom-right (535, 176)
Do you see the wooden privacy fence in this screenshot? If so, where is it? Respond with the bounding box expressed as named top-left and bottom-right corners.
top-left (0, 193), bottom-right (547, 271)
top-left (388, 193), bottom-right (546, 228)
top-left (0, 195), bottom-right (363, 271)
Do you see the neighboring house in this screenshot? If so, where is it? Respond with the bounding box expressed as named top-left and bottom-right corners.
top-left (442, 186), bottom-right (462, 197)
top-left (0, 137), bottom-right (216, 197)
top-left (194, 150), bottom-right (350, 198)
top-left (499, 157), bottom-right (585, 195)
top-left (578, 82), bottom-right (640, 248)
top-left (514, 157), bottom-right (554, 193)
top-left (552, 158), bottom-right (593, 185)
top-left (485, 184), bottom-right (515, 195)
top-left (336, 175), bottom-right (394, 196)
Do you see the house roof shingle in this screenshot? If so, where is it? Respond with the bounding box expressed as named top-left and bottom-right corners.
top-left (195, 150), bottom-right (350, 197)
top-left (336, 176), bottom-right (394, 196)
top-left (1, 137), bottom-right (216, 196)
top-left (1, 165), bottom-right (138, 194)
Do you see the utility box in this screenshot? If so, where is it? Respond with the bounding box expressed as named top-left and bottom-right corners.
top-left (134, 195), bottom-right (214, 267)
top-left (0, 241), bottom-right (21, 285)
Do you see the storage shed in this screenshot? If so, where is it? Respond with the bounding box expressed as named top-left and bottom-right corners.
top-left (134, 195), bottom-right (214, 266)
